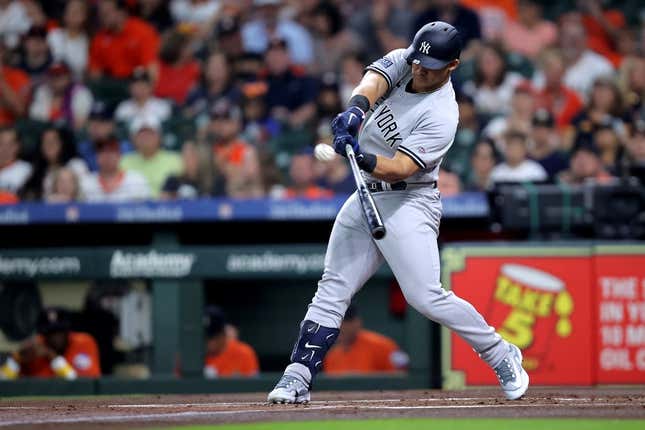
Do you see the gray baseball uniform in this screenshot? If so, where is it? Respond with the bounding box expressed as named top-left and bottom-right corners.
top-left (303, 48), bottom-right (509, 369)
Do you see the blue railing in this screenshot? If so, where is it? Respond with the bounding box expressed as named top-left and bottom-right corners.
top-left (0, 193), bottom-right (488, 225)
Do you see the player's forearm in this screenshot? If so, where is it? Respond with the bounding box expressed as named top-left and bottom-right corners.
top-left (369, 155), bottom-right (418, 183)
top-left (351, 71), bottom-right (389, 107)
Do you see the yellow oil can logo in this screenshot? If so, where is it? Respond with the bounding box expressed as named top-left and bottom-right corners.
top-left (491, 264), bottom-right (574, 370)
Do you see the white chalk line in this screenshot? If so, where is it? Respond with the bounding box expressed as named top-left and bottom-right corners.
top-left (0, 402), bottom-right (640, 427)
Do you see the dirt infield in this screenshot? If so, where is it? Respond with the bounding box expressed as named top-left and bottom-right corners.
top-left (1, 388), bottom-right (644, 429)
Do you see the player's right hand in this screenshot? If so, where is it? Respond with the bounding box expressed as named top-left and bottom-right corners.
top-left (331, 106), bottom-right (365, 138)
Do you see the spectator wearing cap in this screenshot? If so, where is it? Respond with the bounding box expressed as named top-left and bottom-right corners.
top-left (45, 167), bottom-right (81, 203)
top-left (308, 1), bottom-right (362, 75)
top-left (154, 29), bottom-right (200, 105)
top-left (537, 17), bottom-right (614, 101)
top-left (260, 37), bottom-right (318, 131)
top-left (46, 0), bottom-right (90, 80)
top-left (89, 0), bottom-right (160, 80)
top-left (239, 81), bottom-right (281, 147)
top-left (241, 0), bottom-right (315, 66)
top-left (77, 101), bottom-right (134, 172)
top-left (208, 100), bottom-right (263, 198)
top-left (411, 0), bottom-right (481, 58)
top-left (203, 306), bottom-right (259, 378)
top-left (558, 139), bottom-right (613, 185)
top-left (81, 136), bottom-right (151, 202)
top-left (323, 304), bottom-right (409, 375)
top-left (183, 51), bottom-right (240, 121)
top-left (14, 307), bottom-right (101, 379)
top-left (0, 126), bottom-right (31, 196)
top-left (529, 109), bottom-right (568, 179)
top-left (213, 12), bottom-right (244, 60)
top-left (347, 0), bottom-right (413, 64)
top-left (161, 141), bottom-right (211, 199)
top-left (0, 0), bottom-right (31, 49)
top-left (0, 41), bottom-right (30, 126)
top-left (502, 0), bottom-right (557, 60)
top-left (490, 130), bottom-right (548, 184)
top-left (115, 67), bottom-right (171, 125)
top-left (120, 114), bottom-right (182, 198)
top-left (28, 62), bottom-right (93, 130)
top-left (18, 26), bottom-right (53, 84)
top-left (21, 125), bottom-right (87, 201)
top-left (533, 49), bottom-right (584, 133)
top-left (465, 137), bottom-right (498, 191)
top-left (462, 42), bottom-right (526, 117)
top-left (283, 149), bottom-right (333, 199)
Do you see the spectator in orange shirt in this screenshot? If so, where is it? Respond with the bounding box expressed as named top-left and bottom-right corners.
top-left (323, 305), bottom-right (409, 375)
top-left (203, 306), bottom-right (259, 378)
top-left (502, 0), bottom-right (558, 60)
top-left (577, 0), bottom-right (626, 67)
top-left (89, 0), bottom-right (160, 80)
top-left (209, 100), bottom-right (263, 198)
top-left (0, 41), bottom-right (30, 126)
top-left (533, 49), bottom-right (584, 132)
top-left (154, 29), bottom-right (200, 105)
top-left (16, 307), bottom-right (101, 379)
top-left (284, 149), bottom-right (333, 200)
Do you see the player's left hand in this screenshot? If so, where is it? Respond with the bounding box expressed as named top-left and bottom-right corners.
top-left (333, 134), bottom-right (360, 158)
top-left (331, 106), bottom-right (364, 138)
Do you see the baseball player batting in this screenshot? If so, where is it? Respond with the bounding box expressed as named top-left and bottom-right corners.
top-left (268, 22), bottom-right (529, 403)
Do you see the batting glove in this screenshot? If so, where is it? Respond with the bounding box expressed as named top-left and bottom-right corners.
top-left (333, 133), bottom-right (360, 158)
top-left (331, 106), bottom-right (365, 138)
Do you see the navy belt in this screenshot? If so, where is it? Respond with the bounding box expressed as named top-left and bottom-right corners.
top-left (366, 181), bottom-right (437, 192)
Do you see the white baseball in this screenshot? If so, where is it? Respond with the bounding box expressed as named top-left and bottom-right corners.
top-left (314, 143), bottom-right (336, 161)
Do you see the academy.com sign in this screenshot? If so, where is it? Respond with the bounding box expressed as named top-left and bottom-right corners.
top-left (0, 255), bottom-right (81, 277)
top-left (226, 252), bottom-right (325, 274)
top-left (110, 250), bottom-right (196, 278)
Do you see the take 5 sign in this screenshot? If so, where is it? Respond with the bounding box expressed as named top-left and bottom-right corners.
top-left (442, 244), bottom-right (645, 387)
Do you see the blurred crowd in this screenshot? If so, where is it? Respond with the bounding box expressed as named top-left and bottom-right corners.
top-left (0, 0), bottom-right (644, 204)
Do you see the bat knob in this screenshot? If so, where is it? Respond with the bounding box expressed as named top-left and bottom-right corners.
top-left (372, 226), bottom-right (386, 240)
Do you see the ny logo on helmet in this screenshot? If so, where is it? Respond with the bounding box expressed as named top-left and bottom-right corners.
top-left (419, 41), bottom-right (431, 55)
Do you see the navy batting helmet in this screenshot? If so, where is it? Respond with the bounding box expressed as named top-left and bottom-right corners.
top-left (405, 21), bottom-right (462, 70)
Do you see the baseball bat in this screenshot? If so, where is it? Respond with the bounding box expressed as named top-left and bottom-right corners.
top-left (345, 143), bottom-right (386, 240)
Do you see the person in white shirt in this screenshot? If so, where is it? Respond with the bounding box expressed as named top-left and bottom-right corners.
top-left (170, 0), bottom-right (220, 25)
top-left (114, 67), bottom-right (171, 126)
top-left (242, 0), bottom-right (314, 66)
top-left (461, 42), bottom-right (525, 116)
top-left (28, 62), bottom-right (93, 131)
top-left (46, 0), bottom-right (90, 80)
top-left (490, 130), bottom-right (547, 183)
top-left (0, 127), bottom-right (32, 194)
top-left (81, 136), bottom-right (151, 202)
top-left (0, 0), bottom-right (31, 49)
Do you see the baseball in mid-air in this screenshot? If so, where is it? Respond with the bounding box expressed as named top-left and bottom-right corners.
top-left (314, 143), bottom-right (336, 161)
